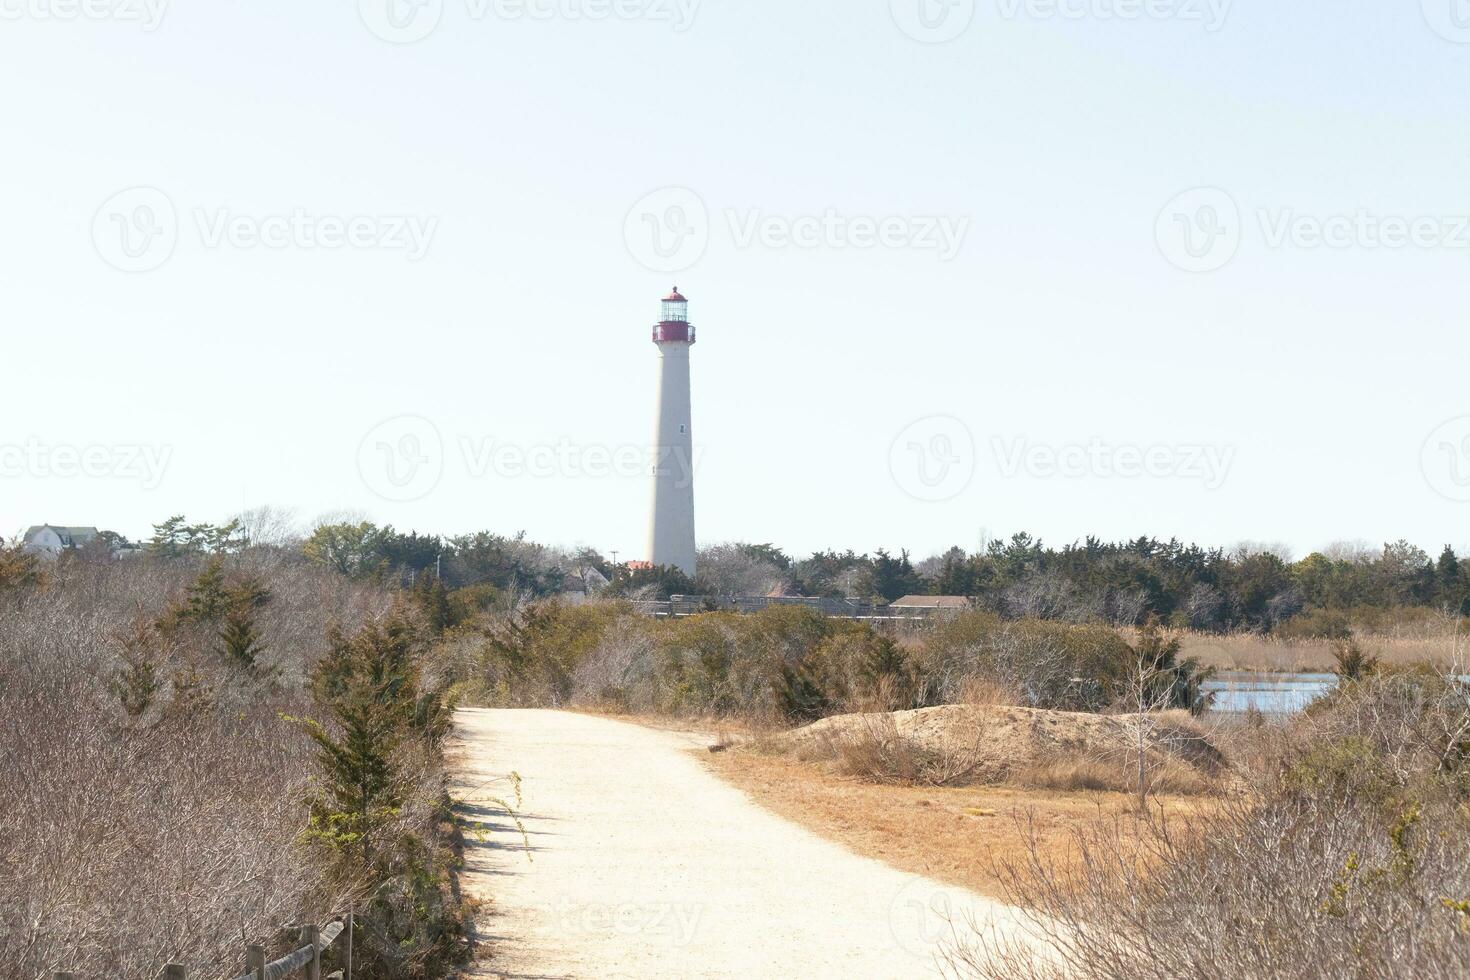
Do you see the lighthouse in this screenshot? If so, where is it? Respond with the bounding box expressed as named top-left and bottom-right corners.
top-left (647, 287), bottom-right (698, 578)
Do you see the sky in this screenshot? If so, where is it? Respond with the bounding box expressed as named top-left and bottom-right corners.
top-left (4, 0), bottom-right (1470, 562)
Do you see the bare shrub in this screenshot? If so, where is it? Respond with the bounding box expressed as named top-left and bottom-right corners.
top-left (0, 550), bottom-right (398, 979)
top-left (946, 672), bottom-right (1470, 979)
top-left (814, 710), bottom-right (990, 787)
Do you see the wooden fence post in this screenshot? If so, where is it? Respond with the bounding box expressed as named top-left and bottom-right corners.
top-left (305, 923), bottom-right (321, 980)
top-left (344, 910), bottom-right (354, 980)
top-left (163, 965), bottom-right (186, 980)
top-left (247, 943), bottom-right (266, 980)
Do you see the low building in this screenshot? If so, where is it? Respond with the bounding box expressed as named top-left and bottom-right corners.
top-left (888, 595), bottom-right (973, 611)
top-left (22, 525), bottom-right (100, 558)
top-left (559, 565), bottom-right (611, 598)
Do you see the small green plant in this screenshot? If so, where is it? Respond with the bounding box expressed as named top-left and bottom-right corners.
top-left (1332, 637), bottom-right (1380, 682)
top-left (217, 606), bottom-right (266, 672)
top-left (109, 623), bottom-right (162, 718)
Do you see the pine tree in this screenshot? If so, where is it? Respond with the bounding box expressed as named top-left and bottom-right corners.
top-left (0, 543), bottom-right (45, 591)
top-left (217, 606), bottom-right (265, 672)
top-left (182, 557), bottom-right (231, 623)
top-left (301, 616), bottom-right (423, 864)
top-left (413, 571), bottom-right (452, 636)
top-left (110, 623), bottom-right (161, 718)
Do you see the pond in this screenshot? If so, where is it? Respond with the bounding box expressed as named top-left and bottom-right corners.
top-left (1203, 672), bottom-right (1337, 715)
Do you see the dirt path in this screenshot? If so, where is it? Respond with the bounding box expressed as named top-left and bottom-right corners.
top-left (451, 708), bottom-right (1030, 979)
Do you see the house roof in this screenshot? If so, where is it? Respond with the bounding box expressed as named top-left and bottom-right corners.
top-left (24, 525), bottom-right (100, 545)
top-left (889, 595), bottom-right (972, 609)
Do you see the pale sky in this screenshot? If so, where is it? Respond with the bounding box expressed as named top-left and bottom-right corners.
top-left (5, 1), bottom-right (1470, 560)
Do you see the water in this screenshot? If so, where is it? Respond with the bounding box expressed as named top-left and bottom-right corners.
top-left (1203, 672), bottom-right (1337, 715)
top-left (1205, 671), bottom-right (1470, 714)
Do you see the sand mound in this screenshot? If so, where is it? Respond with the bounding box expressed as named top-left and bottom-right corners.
top-left (781, 704), bottom-right (1224, 787)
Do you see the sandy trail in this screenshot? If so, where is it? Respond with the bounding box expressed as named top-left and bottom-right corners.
top-left (451, 708), bottom-right (1029, 979)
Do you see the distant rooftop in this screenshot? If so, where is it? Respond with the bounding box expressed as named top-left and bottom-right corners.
top-left (888, 595), bottom-right (972, 609)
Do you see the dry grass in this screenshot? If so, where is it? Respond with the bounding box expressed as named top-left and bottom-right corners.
top-left (777, 704), bottom-right (1225, 793)
top-left (702, 747), bottom-right (1207, 902)
top-left (1178, 629), bottom-right (1468, 673)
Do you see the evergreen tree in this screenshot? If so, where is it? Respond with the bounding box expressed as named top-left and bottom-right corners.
top-left (217, 606), bottom-right (266, 672)
top-left (933, 547), bottom-right (976, 596)
top-left (867, 549), bottom-right (924, 603)
top-left (301, 617), bottom-right (423, 864)
top-left (109, 623), bottom-right (161, 718)
top-left (412, 570), bottom-right (453, 635)
top-left (182, 557), bottom-right (232, 623)
top-left (1129, 616), bottom-right (1214, 714)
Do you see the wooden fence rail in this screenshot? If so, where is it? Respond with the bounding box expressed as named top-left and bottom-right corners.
top-left (53, 911), bottom-right (353, 980)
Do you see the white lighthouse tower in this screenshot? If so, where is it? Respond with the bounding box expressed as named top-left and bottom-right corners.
top-left (647, 287), bottom-right (698, 578)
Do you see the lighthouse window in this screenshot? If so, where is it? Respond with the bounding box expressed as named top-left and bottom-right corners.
top-left (679, 424), bottom-right (687, 434)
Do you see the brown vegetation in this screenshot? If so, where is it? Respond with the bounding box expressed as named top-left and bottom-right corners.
top-left (778, 704), bottom-right (1222, 795)
top-left (703, 744), bottom-right (1206, 903)
top-left (0, 544), bottom-right (467, 980)
top-left (945, 670), bottom-right (1470, 979)
top-left (1178, 624), bottom-right (1467, 673)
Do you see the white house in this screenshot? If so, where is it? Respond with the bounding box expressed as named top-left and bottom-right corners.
top-left (22, 525), bottom-right (100, 558)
